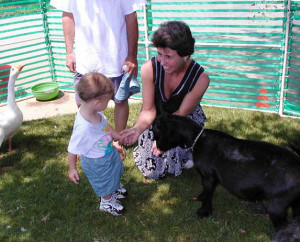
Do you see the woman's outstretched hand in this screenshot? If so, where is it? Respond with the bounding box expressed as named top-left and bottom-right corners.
top-left (119, 128), bottom-right (140, 146)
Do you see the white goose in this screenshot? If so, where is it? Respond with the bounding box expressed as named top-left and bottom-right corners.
top-left (0, 64), bottom-right (25, 152)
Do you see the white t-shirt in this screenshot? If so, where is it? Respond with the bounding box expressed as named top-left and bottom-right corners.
top-left (50, 0), bottom-right (146, 76)
top-left (68, 111), bottom-right (113, 158)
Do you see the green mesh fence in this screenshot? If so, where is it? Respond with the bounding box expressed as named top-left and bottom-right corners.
top-left (0, 0), bottom-right (299, 117)
top-left (146, 0), bottom-right (287, 113)
top-left (0, 0), bottom-right (53, 102)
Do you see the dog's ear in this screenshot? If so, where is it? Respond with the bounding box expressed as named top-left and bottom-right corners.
top-left (155, 114), bottom-right (171, 130)
top-left (153, 115), bottom-right (166, 141)
top-left (154, 115), bottom-right (163, 131)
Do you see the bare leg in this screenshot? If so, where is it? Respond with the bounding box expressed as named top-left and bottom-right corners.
top-left (102, 194), bottom-right (112, 200)
top-left (114, 100), bottom-right (129, 132)
top-left (8, 137), bottom-right (12, 152)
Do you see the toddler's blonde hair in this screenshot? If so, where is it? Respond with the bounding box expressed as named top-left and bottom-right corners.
top-left (76, 72), bottom-right (114, 102)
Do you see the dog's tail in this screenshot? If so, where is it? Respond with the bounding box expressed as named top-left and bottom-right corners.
top-left (288, 142), bottom-right (300, 159)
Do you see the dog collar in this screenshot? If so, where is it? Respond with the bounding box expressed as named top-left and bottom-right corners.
top-left (191, 126), bottom-right (204, 151)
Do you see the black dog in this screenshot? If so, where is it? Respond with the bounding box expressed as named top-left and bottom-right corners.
top-left (152, 113), bottom-right (300, 230)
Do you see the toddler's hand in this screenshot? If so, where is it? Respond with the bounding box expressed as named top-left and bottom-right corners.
top-left (68, 168), bottom-right (79, 185)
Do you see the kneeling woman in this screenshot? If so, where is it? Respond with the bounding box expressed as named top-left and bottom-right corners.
top-left (121, 21), bottom-right (210, 179)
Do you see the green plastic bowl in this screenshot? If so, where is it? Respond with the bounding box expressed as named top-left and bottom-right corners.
top-left (31, 82), bottom-right (60, 101)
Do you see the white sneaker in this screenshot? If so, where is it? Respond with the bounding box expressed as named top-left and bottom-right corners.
top-left (114, 184), bottom-right (127, 199)
top-left (100, 196), bottom-right (123, 216)
top-left (182, 159), bottom-right (194, 169)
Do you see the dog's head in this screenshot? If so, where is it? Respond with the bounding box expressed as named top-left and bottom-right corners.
top-left (152, 114), bottom-right (197, 151)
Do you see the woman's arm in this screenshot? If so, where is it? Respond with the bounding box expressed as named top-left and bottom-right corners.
top-left (120, 60), bottom-right (157, 145)
top-left (133, 60), bottom-right (157, 133)
top-left (174, 71), bottom-right (210, 116)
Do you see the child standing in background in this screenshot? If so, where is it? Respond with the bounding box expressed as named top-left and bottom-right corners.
top-left (67, 72), bottom-right (126, 216)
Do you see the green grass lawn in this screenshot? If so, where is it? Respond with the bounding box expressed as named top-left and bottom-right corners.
top-left (0, 103), bottom-right (300, 241)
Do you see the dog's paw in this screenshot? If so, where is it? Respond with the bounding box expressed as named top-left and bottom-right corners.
top-left (197, 208), bottom-right (212, 218)
top-left (195, 193), bottom-right (207, 202)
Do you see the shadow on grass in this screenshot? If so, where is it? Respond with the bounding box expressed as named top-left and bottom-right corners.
top-left (0, 104), bottom-right (299, 241)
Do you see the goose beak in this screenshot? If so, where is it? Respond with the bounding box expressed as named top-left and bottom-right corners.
top-left (16, 64), bottom-right (25, 71)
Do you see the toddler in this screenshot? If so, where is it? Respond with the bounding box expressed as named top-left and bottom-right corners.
top-left (67, 72), bottom-right (126, 216)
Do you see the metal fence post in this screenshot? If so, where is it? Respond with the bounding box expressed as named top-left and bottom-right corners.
top-left (279, 0), bottom-right (292, 116)
top-left (39, 0), bottom-right (56, 82)
top-left (143, 4), bottom-right (150, 61)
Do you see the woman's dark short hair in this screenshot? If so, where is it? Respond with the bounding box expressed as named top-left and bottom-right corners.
top-left (152, 21), bottom-right (195, 57)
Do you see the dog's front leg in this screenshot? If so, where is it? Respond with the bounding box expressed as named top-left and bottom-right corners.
top-left (197, 173), bottom-right (217, 218)
top-left (266, 198), bottom-right (288, 230)
top-left (291, 199), bottom-right (300, 218)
